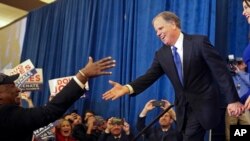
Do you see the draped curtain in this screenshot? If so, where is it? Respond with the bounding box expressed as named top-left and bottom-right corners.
top-left (21, 0), bottom-right (216, 140)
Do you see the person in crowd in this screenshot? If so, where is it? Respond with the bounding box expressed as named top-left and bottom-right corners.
top-left (83, 110), bottom-right (96, 124)
top-left (137, 99), bottom-right (182, 141)
top-left (71, 110), bottom-right (102, 141)
top-left (55, 118), bottom-right (76, 141)
top-left (225, 57), bottom-right (250, 141)
top-left (102, 11), bottom-right (244, 141)
top-left (242, 0), bottom-right (250, 110)
top-left (84, 115), bottom-right (106, 141)
top-left (20, 92), bottom-right (34, 108)
top-left (94, 115), bottom-right (107, 135)
top-left (13, 91), bottom-right (33, 108)
top-left (64, 111), bottom-right (82, 127)
top-left (0, 56), bottom-right (115, 141)
top-left (98, 117), bottom-right (133, 141)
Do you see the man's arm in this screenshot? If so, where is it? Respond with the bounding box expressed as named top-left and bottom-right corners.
top-left (136, 100), bottom-right (156, 131)
top-left (0, 56), bottom-right (116, 131)
top-left (103, 51), bottom-right (164, 100)
top-left (201, 36), bottom-right (244, 116)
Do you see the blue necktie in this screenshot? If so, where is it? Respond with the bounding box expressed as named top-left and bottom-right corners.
top-left (172, 46), bottom-right (183, 85)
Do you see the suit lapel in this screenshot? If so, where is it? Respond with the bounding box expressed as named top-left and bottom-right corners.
top-left (183, 34), bottom-right (193, 86)
top-left (162, 45), bottom-right (183, 88)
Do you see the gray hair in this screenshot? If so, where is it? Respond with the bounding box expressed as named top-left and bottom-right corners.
top-left (152, 11), bottom-right (181, 29)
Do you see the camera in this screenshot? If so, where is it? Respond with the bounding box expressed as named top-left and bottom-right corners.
top-left (152, 101), bottom-right (165, 107)
top-left (94, 116), bottom-right (105, 126)
top-left (227, 55), bottom-right (244, 75)
top-left (111, 117), bottom-right (124, 125)
top-left (227, 55), bottom-right (237, 74)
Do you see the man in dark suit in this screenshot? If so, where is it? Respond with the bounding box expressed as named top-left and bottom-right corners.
top-left (136, 99), bottom-right (182, 141)
top-left (98, 117), bottom-right (133, 141)
top-left (0, 56), bottom-right (115, 141)
top-left (102, 11), bottom-right (244, 141)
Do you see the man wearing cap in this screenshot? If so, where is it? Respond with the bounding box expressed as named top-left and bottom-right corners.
top-left (0, 56), bottom-right (115, 141)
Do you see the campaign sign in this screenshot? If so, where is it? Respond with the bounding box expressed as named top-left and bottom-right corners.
top-left (2, 59), bottom-right (37, 88)
top-left (3, 68), bottom-right (43, 91)
top-left (5, 59), bottom-right (35, 76)
top-left (49, 76), bottom-right (73, 96)
top-left (230, 125), bottom-right (250, 141)
top-left (49, 76), bottom-right (89, 96)
top-left (19, 68), bottom-right (43, 91)
top-left (33, 123), bottom-right (55, 141)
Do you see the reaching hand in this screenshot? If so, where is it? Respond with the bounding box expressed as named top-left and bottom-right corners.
top-left (102, 80), bottom-right (129, 100)
top-left (81, 56), bottom-right (116, 78)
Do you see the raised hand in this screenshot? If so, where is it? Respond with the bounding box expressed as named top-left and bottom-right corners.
top-left (122, 120), bottom-right (130, 134)
top-left (144, 100), bottom-right (157, 111)
top-left (161, 99), bottom-right (171, 110)
top-left (80, 56), bottom-right (116, 78)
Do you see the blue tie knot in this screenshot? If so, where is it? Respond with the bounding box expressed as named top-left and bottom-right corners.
top-left (172, 46), bottom-right (177, 51)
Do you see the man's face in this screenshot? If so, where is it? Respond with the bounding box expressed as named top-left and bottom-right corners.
top-left (0, 84), bottom-right (20, 105)
top-left (110, 124), bottom-right (123, 136)
top-left (153, 16), bottom-right (179, 46)
top-left (159, 112), bottom-right (173, 127)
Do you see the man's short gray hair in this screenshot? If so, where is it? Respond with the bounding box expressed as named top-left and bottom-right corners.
top-left (152, 11), bottom-right (181, 29)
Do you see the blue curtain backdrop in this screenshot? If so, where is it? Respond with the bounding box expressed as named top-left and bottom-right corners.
top-left (21, 0), bottom-right (248, 140)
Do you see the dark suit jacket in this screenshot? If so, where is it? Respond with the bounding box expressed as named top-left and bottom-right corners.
top-left (136, 116), bottom-right (182, 141)
top-left (98, 131), bottom-right (134, 141)
top-left (129, 33), bottom-right (240, 131)
top-left (0, 79), bottom-right (85, 141)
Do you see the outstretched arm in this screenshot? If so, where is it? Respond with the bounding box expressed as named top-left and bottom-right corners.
top-left (1, 56), bottom-right (116, 132)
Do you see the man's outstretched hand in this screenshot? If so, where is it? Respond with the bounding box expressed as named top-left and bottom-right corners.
top-left (102, 80), bottom-right (129, 100)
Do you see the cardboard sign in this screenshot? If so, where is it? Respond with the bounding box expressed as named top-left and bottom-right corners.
top-left (33, 123), bottom-right (55, 141)
top-left (2, 59), bottom-right (38, 89)
top-left (5, 59), bottom-right (35, 76)
top-left (3, 67), bottom-right (43, 91)
top-left (19, 69), bottom-right (43, 91)
top-left (49, 76), bottom-right (89, 96)
top-left (49, 76), bottom-right (73, 96)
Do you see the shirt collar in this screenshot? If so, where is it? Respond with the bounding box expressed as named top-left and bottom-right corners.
top-left (114, 135), bottom-right (121, 139)
top-left (162, 128), bottom-right (169, 132)
top-left (173, 32), bottom-right (184, 52)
